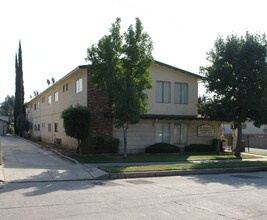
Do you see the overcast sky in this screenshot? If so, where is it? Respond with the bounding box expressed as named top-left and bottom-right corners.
top-left (1, 0), bottom-right (267, 103)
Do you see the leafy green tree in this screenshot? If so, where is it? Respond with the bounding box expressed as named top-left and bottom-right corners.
top-left (14, 41), bottom-right (25, 134)
top-left (86, 18), bottom-right (153, 158)
top-left (0, 95), bottom-right (15, 118)
top-left (61, 105), bottom-right (90, 150)
top-left (200, 32), bottom-right (267, 156)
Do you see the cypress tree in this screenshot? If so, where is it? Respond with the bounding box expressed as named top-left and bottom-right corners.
top-left (14, 41), bottom-right (25, 134)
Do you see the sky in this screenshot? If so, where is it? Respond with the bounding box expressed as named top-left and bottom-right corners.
top-left (1, 0), bottom-right (267, 103)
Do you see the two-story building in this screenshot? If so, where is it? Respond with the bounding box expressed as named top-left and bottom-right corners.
top-left (26, 61), bottom-right (222, 153)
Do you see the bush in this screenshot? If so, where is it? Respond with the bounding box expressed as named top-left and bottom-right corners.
top-left (184, 144), bottom-right (217, 152)
top-left (95, 137), bottom-right (120, 153)
top-left (145, 143), bottom-right (180, 153)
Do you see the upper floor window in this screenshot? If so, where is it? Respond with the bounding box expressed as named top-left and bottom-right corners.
top-left (63, 83), bottom-right (69, 92)
top-left (174, 82), bottom-right (188, 104)
top-left (37, 102), bottom-right (40, 109)
top-left (55, 91), bottom-right (59, 102)
top-left (54, 123), bottom-right (58, 133)
top-left (34, 103), bottom-right (37, 110)
top-left (75, 78), bottom-right (83, 93)
top-left (42, 97), bottom-right (45, 103)
top-left (48, 95), bottom-right (52, 104)
top-left (156, 81), bottom-right (170, 103)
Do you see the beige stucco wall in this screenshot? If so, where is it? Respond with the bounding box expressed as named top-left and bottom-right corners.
top-left (145, 64), bottom-right (198, 116)
top-left (113, 120), bottom-right (222, 153)
top-left (26, 68), bottom-right (88, 148)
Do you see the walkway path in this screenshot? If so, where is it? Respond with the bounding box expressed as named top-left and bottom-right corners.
top-left (0, 135), bottom-right (107, 183)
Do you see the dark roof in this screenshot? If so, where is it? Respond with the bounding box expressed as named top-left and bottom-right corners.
top-left (154, 60), bottom-right (204, 79)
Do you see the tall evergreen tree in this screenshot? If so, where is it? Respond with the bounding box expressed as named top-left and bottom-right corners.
top-left (14, 41), bottom-right (25, 134)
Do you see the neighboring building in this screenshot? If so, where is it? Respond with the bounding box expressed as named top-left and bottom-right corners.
top-left (0, 116), bottom-right (9, 136)
top-left (26, 61), bottom-right (222, 153)
top-left (224, 122), bottom-right (267, 149)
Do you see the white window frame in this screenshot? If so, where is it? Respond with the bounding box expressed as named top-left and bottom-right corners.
top-left (48, 95), bottom-right (52, 104)
top-left (55, 91), bottom-right (59, 102)
top-left (174, 82), bottom-right (188, 104)
top-left (75, 78), bottom-right (83, 93)
top-left (156, 81), bottom-right (171, 103)
top-left (174, 123), bottom-right (188, 144)
top-left (156, 122), bottom-right (170, 143)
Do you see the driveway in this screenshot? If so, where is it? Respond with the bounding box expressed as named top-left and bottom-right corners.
top-left (0, 135), bottom-right (107, 182)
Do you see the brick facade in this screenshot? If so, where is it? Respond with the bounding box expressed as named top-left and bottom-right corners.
top-left (82, 70), bottom-right (113, 152)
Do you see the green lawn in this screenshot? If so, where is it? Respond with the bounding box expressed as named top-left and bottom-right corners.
top-left (100, 161), bottom-right (267, 173)
top-left (71, 152), bottom-right (261, 164)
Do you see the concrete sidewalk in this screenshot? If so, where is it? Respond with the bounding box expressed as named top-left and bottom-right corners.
top-left (0, 135), bottom-right (107, 183)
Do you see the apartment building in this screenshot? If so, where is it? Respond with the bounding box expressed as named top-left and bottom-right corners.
top-left (26, 61), bottom-right (222, 153)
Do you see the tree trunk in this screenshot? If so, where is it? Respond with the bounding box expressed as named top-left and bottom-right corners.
top-left (234, 122), bottom-right (242, 157)
top-left (123, 124), bottom-right (128, 159)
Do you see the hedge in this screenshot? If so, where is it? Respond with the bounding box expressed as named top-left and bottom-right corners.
top-left (184, 144), bottom-right (217, 152)
top-left (145, 143), bottom-right (180, 153)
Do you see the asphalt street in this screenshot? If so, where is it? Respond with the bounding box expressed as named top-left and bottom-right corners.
top-left (1, 172), bottom-right (267, 219)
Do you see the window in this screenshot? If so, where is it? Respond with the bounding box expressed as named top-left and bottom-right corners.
top-left (75, 78), bottom-right (83, 93)
top-left (174, 123), bottom-right (188, 144)
top-left (156, 123), bottom-right (170, 143)
top-left (54, 123), bottom-right (58, 133)
top-left (37, 124), bottom-right (40, 131)
top-left (63, 83), bottom-right (69, 92)
top-left (48, 95), bottom-right (52, 104)
top-left (42, 97), bottom-right (45, 103)
top-left (174, 82), bottom-right (188, 104)
top-left (156, 81), bottom-right (171, 103)
top-left (37, 102), bottom-right (40, 109)
top-left (34, 104), bottom-right (37, 110)
top-left (55, 91), bottom-right (59, 102)
top-left (48, 123), bottom-right (51, 132)
top-left (34, 124), bottom-right (37, 131)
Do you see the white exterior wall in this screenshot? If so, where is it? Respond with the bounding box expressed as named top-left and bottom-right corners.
top-left (114, 120), bottom-right (222, 153)
top-left (145, 64), bottom-right (198, 116)
top-left (26, 68), bottom-right (88, 148)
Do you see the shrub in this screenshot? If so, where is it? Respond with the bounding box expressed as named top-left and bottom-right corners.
top-left (145, 143), bottom-right (180, 153)
top-left (184, 144), bottom-right (217, 152)
top-left (95, 137), bottom-right (120, 153)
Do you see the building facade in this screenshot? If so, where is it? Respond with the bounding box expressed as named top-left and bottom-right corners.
top-left (26, 61), bottom-right (222, 153)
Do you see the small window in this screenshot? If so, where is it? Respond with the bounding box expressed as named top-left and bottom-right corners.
top-left (174, 82), bottom-right (188, 104)
top-left (75, 78), bottom-right (83, 93)
top-left (55, 91), bottom-right (59, 102)
top-left (34, 104), bottom-right (37, 110)
top-left (48, 95), bottom-right (52, 104)
top-left (38, 124), bottom-right (40, 131)
top-left (37, 102), bottom-right (40, 109)
top-left (48, 123), bottom-right (51, 132)
top-left (54, 123), bottom-right (58, 133)
top-left (34, 124), bottom-right (37, 131)
top-left (63, 83), bottom-right (69, 92)
top-left (156, 81), bottom-right (171, 103)
top-left (42, 97), bottom-right (45, 103)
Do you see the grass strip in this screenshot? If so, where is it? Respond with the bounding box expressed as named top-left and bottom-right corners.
top-left (71, 152), bottom-right (261, 164)
top-left (99, 161), bottom-right (267, 173)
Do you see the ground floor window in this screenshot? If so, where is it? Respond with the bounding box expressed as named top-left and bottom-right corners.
top-left (174, 123), bottom-right (188, 144)
top-left (156, 122), bottom-right (170, 143)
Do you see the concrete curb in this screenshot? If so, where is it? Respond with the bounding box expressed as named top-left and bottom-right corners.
top-left (105, 166), bottom-right (267, 179)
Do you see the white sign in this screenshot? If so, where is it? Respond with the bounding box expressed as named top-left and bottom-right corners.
top-left (198, 124), bottom-right (214, 137)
